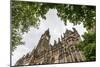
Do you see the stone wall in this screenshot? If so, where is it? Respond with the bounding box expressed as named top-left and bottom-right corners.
top-left (15, 28), bottom-right (86, 65)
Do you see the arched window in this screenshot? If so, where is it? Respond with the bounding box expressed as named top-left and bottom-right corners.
top-left (59, 54), bottom-right (65, 63)
top-left (74, 57), bottom-right (78, 62)
top-left (59, 47), bottom-right (65, 56)
top-left (70, 46), bottom-right (74, 52)
top-left (51, 57), bottom-right (55, 63)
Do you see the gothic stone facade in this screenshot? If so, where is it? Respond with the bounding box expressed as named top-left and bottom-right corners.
top-left (15, 28), bottom-right (86, 65)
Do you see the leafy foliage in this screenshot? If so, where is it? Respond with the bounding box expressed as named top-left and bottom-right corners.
top-left (83, 43), bottom-right (96, 61)
top-left (56, 5), bottom-right (96, 30)
top-left (77, 31), bottom-right (96, 61)
top-left (11, 1), bottom-right (49, 51)
top-left (11, 0), bottom-right (96, 60)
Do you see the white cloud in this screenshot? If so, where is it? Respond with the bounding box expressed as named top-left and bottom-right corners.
top-left (12, 9), bottom-right (87, 65)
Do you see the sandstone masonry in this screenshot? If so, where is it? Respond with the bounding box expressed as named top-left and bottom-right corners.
top-left (15, 28), bottom-right (86, 65)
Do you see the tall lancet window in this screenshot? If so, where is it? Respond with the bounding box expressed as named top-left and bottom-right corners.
top-left (59, 54), bottom-right (65, 63)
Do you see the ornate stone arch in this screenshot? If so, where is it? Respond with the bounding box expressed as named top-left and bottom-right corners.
top-left (59, 54), bottom-right (65, 63)
top-left (51, 57), bottom-right (55, 63)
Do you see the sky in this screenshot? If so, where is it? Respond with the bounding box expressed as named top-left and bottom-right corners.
top-left (12, 9), bottom-right (87, 66)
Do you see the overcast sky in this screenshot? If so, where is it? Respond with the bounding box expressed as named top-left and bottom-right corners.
top-left (12, 9), bottom-right (87, 66)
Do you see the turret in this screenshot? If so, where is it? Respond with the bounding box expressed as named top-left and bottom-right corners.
top-left (36, 29), bottom-right (51, 54)
top-left (58, 38), bottom-right (60, 43)
top-left (61, 35), bottom-right (63, 40)
top-left (64, 29), bottom-right (73, 37)
top-left (72, 28), bottom-right (80, 38)
top-left (54, 40), bottom-right (57, 44)
top-left (72, 28), bottom-right (77, 33)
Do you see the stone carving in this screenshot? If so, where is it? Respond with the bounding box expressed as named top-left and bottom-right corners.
top-left (15, 28), bottom-right (86, 65)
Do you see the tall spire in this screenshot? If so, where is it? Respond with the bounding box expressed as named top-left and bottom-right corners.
top-left (58, 38), bottom-right (60, 43)
top-left (61, 35), bottom-right (63, 40)
top-left (36, 29), bottom-right (51, 54)
top-left (45, 28), bottom-right (49, 34)
top-left (54, 40), bottom-right (57, 45)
